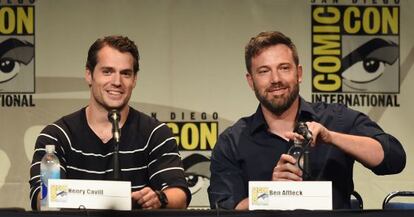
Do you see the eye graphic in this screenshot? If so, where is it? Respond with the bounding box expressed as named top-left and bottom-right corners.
top-left (186, 173), bottom-right (200, 187)
top-left (185, 172), bottom-right (209, 194)
top-left (182, 153), bottom-right (210, 195)
top-left (0, 58), bottom-right (21, 81)
top-left (0, 38), bottom-right (34, 83)
top-left (341, 38), bottom-right (398, 91)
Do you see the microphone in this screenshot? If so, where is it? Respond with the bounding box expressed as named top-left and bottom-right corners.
top-left (296, 122), bottom-right (312, 142)
top-left (108, 109), bottom-right (121, 143)
top-left (108, 109), bottom-right (121, 180)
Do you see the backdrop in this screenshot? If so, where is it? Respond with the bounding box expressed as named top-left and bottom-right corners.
top-left (0, 0), bottom-right (413, 210)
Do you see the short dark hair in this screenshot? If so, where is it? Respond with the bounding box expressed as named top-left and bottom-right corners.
top-left (245, 31), bottom-right (299, 74)
top-left (86, 35), bottom-right (140, 74)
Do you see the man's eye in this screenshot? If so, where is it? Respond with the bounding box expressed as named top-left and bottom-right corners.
top-left (122, 72), bottom-right (133, 77)
top-left (279, 65), bottom-right (291, 72)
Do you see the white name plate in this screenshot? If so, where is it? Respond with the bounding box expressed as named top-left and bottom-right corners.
top-left (48, 179), bottom-right (131, 210)
top-left (249, 181), bottom-right (332, 210)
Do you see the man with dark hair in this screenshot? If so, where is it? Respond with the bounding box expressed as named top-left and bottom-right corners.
top-left (208, 31), bottom-right (406, 210)
top-left (86, 35), bottom-right (140, 74)
top-left (29, 35), bottom-right (190, 210)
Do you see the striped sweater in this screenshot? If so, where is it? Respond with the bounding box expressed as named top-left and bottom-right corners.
top-left (29, 107), bottom-right (190, 210)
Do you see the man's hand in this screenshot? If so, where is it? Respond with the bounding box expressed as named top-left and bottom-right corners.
top-left (305, 121), bottom-right (332, 146)
top-left (131, 187), bottom-right (162, 209)
top-left (296, 121), bottom-right (384, 168)
top-left (283, 121), bottom-right (331, 147)
top-left (272, 154), bottom-right (303, 181)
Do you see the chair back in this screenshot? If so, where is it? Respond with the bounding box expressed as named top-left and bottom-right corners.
top-left (350, 190), bottom-right (363, 209)
top-left (383, 191), bottom-right (414, 209)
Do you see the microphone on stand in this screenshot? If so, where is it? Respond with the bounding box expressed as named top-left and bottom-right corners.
top-left (108, 109), bottom-right (121, 180)
top-left (108, 109), bottom-right (121, 143)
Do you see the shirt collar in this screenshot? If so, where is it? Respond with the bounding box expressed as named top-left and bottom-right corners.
top-left (298, 97), bottom-right (317, 122)
top-left (250, 105), bottom-right (267, 134)
top-left (249, 97), bottom-right (317, 134)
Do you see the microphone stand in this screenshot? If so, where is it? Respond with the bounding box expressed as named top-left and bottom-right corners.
top-left (108, 110), bottom-right (121, 181)
top-left (113, 141), bottom-right (120, 180)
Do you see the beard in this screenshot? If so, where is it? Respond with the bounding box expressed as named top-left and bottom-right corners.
top-left (254, 81), bottom-right (300, 116)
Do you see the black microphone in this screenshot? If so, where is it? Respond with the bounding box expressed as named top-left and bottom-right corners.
top-left (296, 122), bottom-right (312, 142)
top-left (108, 109), bottom-right (121, 180)
top-left (108, 109), bottom-right (121, 143)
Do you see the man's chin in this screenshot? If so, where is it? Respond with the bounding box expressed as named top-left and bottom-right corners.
top-left (104, 102), bottom-right (126, 111)
top-left (267, 97), bottom-right (287, 106)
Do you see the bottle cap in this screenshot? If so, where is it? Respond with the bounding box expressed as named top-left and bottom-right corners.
top-left (45, 145), bottom-right (55, 153)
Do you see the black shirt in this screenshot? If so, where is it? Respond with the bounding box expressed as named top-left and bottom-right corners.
top-left (29, 107), bottom-right (191, 210)
top-left (208, 98), bottom-right (405, 209)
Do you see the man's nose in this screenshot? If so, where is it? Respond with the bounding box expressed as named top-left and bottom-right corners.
top-left (270, 70), bottom-right (281, 83)
top-left (112, 72), bottom-right (121, 86)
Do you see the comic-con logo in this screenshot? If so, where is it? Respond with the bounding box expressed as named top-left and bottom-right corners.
top-left (0, 3), bottom-right (35, 107)
top-left (50, 184), bottom-right (68, 203)
top-left (251, 187), bottom-right (270, 206)
top-left (311, 1), bottom-right (400, 107)
top-left (151, 111), bottom-right (220, 207)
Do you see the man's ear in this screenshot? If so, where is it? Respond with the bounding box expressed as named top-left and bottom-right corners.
top-left (132, 74), bottom-right (138, 88)
top-left (85, 69), bottom-right (92, 87)
top-left (246, 72), bottom-right (254, 90)
top-left (297, 64), bottom-right (303, 83)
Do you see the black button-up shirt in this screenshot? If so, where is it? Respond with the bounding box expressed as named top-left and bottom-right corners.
top-left (208, 97), bottom-right (405, 209)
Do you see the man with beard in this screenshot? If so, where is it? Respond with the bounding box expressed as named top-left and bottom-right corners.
top-left (29, 35), bottom-right (190, 210)
top-left (208, 31), bottom-right (405, 210)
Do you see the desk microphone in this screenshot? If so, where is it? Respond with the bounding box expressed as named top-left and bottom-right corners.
top-left (108, 109), bottom-right (121, 143)
top-left (108, 109), bottom-right (121, 180)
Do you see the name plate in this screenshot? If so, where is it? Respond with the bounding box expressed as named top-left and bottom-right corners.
top-left (249, 181), bottom-right (332, 210)
top-left (48, 179), bottom-right (131, 210)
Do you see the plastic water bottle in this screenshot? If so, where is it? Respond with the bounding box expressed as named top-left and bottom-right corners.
top-left (40, 144), bottom-right (60, 211)
top-left (288, 139), bottom-right (304, 168)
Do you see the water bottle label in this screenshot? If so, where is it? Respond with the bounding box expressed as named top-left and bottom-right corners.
top-left (40, 168), bottom-right (60, 201)
top-left (41, 182), bottom-right (47, 200)
top-left (50, 169), bottom-right (60, 179)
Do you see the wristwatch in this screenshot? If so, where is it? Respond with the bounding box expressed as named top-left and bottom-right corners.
top-left (155, 190), bottom-right (168, 208)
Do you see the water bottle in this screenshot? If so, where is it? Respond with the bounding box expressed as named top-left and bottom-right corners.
top-left (40, 144), bottom-right (60, 211)
top-left (287, 139), bottom-right (304, 168)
